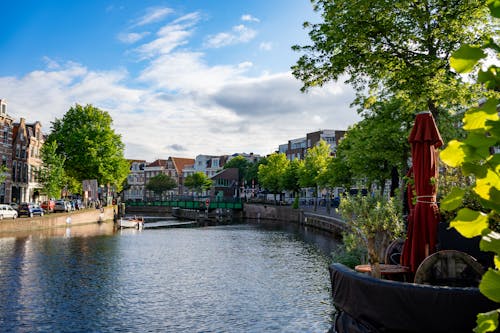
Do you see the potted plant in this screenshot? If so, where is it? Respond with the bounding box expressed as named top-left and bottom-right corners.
top-left (339, 193), bottom-right (405, 278)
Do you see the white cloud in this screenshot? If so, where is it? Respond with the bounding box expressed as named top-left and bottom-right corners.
top-left (0, 10), bottom-right (360, 161)
top-left (138, 51), bottom-right (251, 94)
top-left (204, 24), bottom-right (257, 48)
top-left (259, 42), bottom-right (272, 51)
top-left (134, 13), bottom-right (200, 59)
top-left (241, 14), bottom-right (260, 23)
top-left (133, 7), bottom-right (173, 27)
top-left (117, 32), bottom-right (150, 44)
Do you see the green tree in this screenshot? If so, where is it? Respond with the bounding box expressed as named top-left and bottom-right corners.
top-left (258, 153), bottom-right (289, 204)
top-left (337, 99), bottom-right (414, 195)
top-left (145, 174), bottom-right (177, 200)
top-left (184, 172), bottom-right (213, 195)
top-left (223, 155), bottom-right (249, 183)
top-left (440, 4), bottom-right (500, 331)
top-left (47, 104), bottom-right (130, 191)
top-left (298, 140), bottom-right (332, 210)
top-left (340, 193), bottom-right (404, 278)
top-left (292, 0), bottom-right (492, 121)
top-left (281, 158), bottom-right (302, 208)
top-left (37, 141), bottom-right (66, 199)
top-left (325, 151), bottom-right (353, 191)
top-left (246, 158), bottom-right (265, 186)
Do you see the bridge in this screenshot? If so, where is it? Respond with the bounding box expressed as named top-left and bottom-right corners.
top-left (126, 198), bottom-right (243, 210)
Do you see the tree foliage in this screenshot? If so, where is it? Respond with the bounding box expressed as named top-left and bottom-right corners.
top-left (340, 194), bottom-right (405, 278)
top-left (224, 156), bottom-right (249, 182)
top-left (440, 3), bottom-right (500, 331)
top-left (184, 172), bottom-right (213, 195)
top-left (299, 140), bottom-right (331, 188)
top-left (47, 104), bottom-right (130, 191)
top-left (335, 99), bottom-right (414, 193)
top-left (37, 140), bottom-right (66, 199)
top-left (258, 153), bottom-right (289, 202)
top-left (145, 174), bottom-right (177, 199)
top-left (298, 140), bottom-right (332, 209)
top-left (292, 0), bottom-right (492, 120)
top-left (281, 158), bottom-right (302, 195)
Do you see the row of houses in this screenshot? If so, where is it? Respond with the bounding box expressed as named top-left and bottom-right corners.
top-left (0, 98), bottom-right (347, 204)
top-left (123, 153), bottom-right (262, 201)
top-left (123, 130), bottom-right (346, 201)
top-left (0, 99), bottom-right (45, 205)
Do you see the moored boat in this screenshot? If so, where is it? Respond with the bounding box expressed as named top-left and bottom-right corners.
top-left (329, 263), bottom-right (498, 333)
top-left (119, 217), bottom-right (144, 229)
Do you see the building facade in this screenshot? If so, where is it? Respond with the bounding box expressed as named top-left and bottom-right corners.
top-left (0, 99), bottom-right (13, 203)
top-left (123, 159), bottom-right (147, 201)
top-left (11, 118), bottom-right (44, 204)
top-left (279, 129), bottom-right (346, 160)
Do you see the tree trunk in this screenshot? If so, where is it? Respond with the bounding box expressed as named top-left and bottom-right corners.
top-left (367, 236), bottom-right (381, 279)
top-left (390, 166), bottom-right (399, 197)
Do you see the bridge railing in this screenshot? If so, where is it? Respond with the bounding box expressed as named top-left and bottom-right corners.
top-left (125, 197), bottom-right (243, 210)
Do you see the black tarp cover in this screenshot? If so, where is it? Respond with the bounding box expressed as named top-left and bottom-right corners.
top-left (330, 263), bottom-right (498, 333)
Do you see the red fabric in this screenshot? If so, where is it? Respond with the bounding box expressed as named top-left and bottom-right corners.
top-left (401, 112), bottom-right (443, 272)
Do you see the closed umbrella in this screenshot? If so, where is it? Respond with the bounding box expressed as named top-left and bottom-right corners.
top-left (401, 111), bottom-right (443, 272)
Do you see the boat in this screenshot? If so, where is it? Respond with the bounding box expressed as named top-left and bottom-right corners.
top-left (329, 262), bottom-right (498, 333)
top-left (119, 217), bottom-right (144, 229)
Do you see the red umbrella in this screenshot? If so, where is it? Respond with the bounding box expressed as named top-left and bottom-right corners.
top-left (401, 111), bottom-right (443, 272)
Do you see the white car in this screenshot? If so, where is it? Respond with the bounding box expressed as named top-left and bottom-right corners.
top-left (0, 204), bottom-right (18, 219)
top-left (54, 200), bottom-right (71, 212)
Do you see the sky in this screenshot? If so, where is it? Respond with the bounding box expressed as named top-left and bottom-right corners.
top-left (0, 0), bottom-right (361, 162)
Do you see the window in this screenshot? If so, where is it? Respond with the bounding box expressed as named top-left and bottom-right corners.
top-left (3, 131), bottom-right (7, 144)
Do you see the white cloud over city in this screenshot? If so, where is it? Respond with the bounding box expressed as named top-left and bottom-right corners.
top-left (0, 6), bottom-right (360, 162)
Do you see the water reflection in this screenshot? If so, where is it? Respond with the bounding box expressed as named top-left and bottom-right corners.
top-left (0, 221), bottom-right (337, 332)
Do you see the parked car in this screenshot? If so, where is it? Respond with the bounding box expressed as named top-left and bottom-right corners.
top-left (0, 204), bottom-right (18, 219)
top-left (9, 202), bottom-right (19, 211)
top-left (18, 203), bottom-right (44, 217)
top-left (41, 200), bottom-right (56, 212)
top-left (54, 200), bottom-right (71, 212)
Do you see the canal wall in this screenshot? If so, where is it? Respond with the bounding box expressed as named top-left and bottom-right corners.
top-left (243, 203), bottom-right (301, 223)
top-left (243, 203), bottom-right (346, 236)
top-left (126, 205), bottom-right (172, 215)
top-left (0, 206), bottom-right (115, 234)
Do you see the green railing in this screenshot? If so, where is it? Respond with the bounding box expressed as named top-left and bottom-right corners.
top-left (126, 198), bottom-right (243, 210)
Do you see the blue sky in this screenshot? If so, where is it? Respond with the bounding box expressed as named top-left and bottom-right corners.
top-left (0, 0), bottom-right (360, 161)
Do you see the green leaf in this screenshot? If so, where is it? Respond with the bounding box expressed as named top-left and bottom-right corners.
top-left (462, 162), bottom-right (487, 178)
top-left (478, 67), bottom-right (500, 90)
top-left (480, 269), bottom-right (500, 303)
top-left (464, 100), bottom-right (500, 131)
top-left (481, 230), bottom-right (500, 254)
top-left (474, 310), bottom-right (499, 333)
top-left (489, 0), bottom-right (500, 18)
top-left (440, 187), bottom-right (465, 211)
top-left (440, 140), bottom-right (467, 167)
top-left (474, 169), bottom-right (500, 202)
top-left (450, 208), bottom-right (489, 238)
top-left (451, 45), bottom-right (487, 73)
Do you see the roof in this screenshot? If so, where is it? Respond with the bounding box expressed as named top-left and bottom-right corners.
top-left (171, 157), bottom-right (195, 174)
top-left (146, 159), bottom-right (168, 167)
top-left (128, 159), bottom-right (147, 165)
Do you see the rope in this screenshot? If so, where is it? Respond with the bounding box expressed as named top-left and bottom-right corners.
top-left (416, 195), bottom-right (437, 204)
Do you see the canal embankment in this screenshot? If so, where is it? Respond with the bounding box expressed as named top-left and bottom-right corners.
top-left (243, 203), bottom-right (346, 236)
top-left (0, 206), bottom-right (115, 235)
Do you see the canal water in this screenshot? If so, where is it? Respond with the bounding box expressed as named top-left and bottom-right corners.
top-left (0, 220), bottom-right (339, 332)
